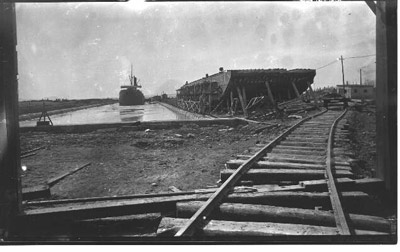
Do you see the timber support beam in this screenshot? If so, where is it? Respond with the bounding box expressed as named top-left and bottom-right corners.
top-left (291, 79), bottom-right (301, 98)
top-left (236, 85), bottom-right (248, 118)
top-left (265, 80), bottom-right (278, 111)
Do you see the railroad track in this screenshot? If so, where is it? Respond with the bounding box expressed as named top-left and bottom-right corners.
top-left (157, 108), bottom-right (393, 237)
top-left (15, 107), bottom-right (393, 241)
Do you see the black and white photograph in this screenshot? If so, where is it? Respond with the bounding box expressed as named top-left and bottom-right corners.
top-left (0, 0), bottom-right (397, 244)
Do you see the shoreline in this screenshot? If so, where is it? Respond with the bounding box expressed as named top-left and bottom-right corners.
top-left (19, 100), bottom-right (117, 121)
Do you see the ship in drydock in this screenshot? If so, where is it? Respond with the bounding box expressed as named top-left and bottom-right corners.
top-left (119, 65), bottom-right (145, 106)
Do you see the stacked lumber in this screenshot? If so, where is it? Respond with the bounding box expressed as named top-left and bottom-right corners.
top-left (278, 98), bottom-right (318, 114)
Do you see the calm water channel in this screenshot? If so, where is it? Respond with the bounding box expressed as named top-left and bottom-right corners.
top-left (19, 103), bottom-right (190, 127)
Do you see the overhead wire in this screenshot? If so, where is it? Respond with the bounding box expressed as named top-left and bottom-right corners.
top-left (315, 54), bottom-right (376, 71)
top-left (316, 60), bottom-right (338, 70)
top-left (344, 54), bottom-right (376, 60)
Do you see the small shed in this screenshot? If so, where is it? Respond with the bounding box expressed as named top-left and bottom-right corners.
top-left (336, 84), bottom-right (375, 100)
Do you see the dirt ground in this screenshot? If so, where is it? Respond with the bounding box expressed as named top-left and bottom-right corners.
top-left (20, 120), bottom-right (292, 199)
top-left (347, 106), bottom-right (377, 178)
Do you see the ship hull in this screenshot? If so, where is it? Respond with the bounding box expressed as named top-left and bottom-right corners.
top-left (119, 89), bottom-right (145, 106)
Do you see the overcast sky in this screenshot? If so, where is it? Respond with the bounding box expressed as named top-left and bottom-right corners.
top-left (16, 1), bottom-right (376, 100)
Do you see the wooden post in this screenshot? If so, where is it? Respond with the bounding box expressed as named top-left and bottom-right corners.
top-left (307, 82), bottom-right (319, 108)
top-left (291, 79), bottom-right (301, 98)
top-left (265, 80), bottom-right (277, 110)
top-left (241, 86), bottom-right (247, 108)
top-left (236, 86), bottom-right (248, 118)
top-left (0, 2), bottom-right (22, 239)
top-left (230, 90), bottom-right (234, 115)
top-left (208, 83), bottom-right (212, 110)
top-left (375, 0), bottom-right (396, 195)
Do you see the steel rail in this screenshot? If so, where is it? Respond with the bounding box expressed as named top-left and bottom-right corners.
top-left (325, 109), bottom-right (352, 235)
top-left (174, 109), bottom-right (328, 237)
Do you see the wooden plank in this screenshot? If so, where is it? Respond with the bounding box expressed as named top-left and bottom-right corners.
top-left (176, 201), bottom-right (392, 233)
top-left (273, 145), bottom-right (326, 151)
top-left (168, 186), bottom-right (182, 193)
top-left (222, 191), bottom-right (370, 211)
top-left (25, 188), bottom-right (211, 206)
top-left (21, 191), bottom-right (367, 221)
top-left (157, 217), bottom-right (388, 237)
top-left (270, 149), bottom-right (326, 156)
top-left (298, 178), bottom-right (358, 192)
top-left (235, 178), bottom-right (359, 194)
top-left (284, 134), bottom-right (333, 139)
top-left (354, 178), bottom-right (385, 193)
top-left (236, 154), bottom-right (326, 164)
top-left (226, 159), bottom-right (327, 170)
top-left (69, 213), bottom-right (161, 238)
top-left (47, 163), bottom-right (91, 187)
top-left (21, 193), bottom-right (204, 221)
top-left (220, 169), bottom-right (353, 184)
top-left (22, 185), bottom-right (51, 201)
top-left (325, 109), bottom-right (351, 235)
top-left (292, 130), bottom-right (330, 135)
top-left (267, 153), bottom-right (326, 161)
top-left (279, 141), bottom-right (327, 147)
top-left (21, 146), bottom-right (45, 156)
top-left (173, 110), bottom-right (329, 237)
top-left (304, 122), bottom-right (336, 126)
top-left (20, 152), bottom-right (37, 159)
top-left (285, 137), bottom-right (327, 143)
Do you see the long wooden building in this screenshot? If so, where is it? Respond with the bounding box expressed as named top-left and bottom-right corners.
top-left (176, 68), bottom-right (317, 116)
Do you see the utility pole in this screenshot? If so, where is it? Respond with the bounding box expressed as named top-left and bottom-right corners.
top-left (340, 55), bottom-right (345, 86)
top-left (360, 68), bottom-right (362, 85)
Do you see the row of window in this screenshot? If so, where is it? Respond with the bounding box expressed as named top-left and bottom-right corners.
top-left (339, 89), bottom-right (370, 94)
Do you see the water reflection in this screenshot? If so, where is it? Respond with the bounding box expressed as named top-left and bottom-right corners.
top-left (19, 103), bottom-right (190, 127)
top-left (119, 106), bottom-right (144, 122)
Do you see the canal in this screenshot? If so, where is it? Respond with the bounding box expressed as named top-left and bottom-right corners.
top-left (19, 103), bottom-right (191, 127)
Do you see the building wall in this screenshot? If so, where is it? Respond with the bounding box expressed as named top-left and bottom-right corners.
top-left (336, 85), bottom-right (375, 99)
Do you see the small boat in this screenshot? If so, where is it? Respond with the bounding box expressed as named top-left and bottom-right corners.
top-left (119, 65), bottom-right (145, 106)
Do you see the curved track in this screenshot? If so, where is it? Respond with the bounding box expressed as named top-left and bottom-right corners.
top-left (160, 109), bottom-right (392, 237)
